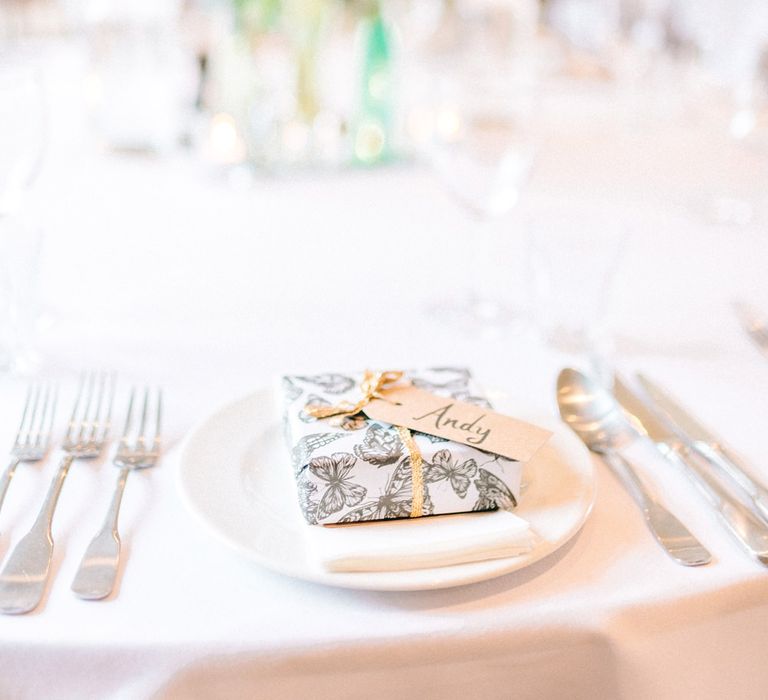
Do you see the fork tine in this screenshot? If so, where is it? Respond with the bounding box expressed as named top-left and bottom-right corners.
top-left (755, 325), bottom-right (768, 345)
top-left (76, 372), bottom-right (97, 443)
top-left (121, 387), bottom-right (136, 443)
top-left (744, 322), bottom-right (768, 349)
top-left (87, 372), bottom-right (107, 442)
top-left (45, 384), bottom-right (58, 446)
top-left (66, 372), bottom-right (87, 443)
top-left (24, 385), bottom-right (42, 447)
top-left (733, 301), bottom-right (768, 351)
top-left (33, 384), bottom-right (51, 447)
top-left (14, 385), bottom-right (34, 447)
top-left (154, 388), bottom-right (163, 449)
top-left (137, 387), bottom-right (150, 443)
top-left (100, 372), bottom-right (116, 443)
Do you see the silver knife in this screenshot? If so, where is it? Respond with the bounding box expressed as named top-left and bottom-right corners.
top-left (637, 374), bottom-right (768, 523)
top-left (614, 376), bottom-right (768, 566)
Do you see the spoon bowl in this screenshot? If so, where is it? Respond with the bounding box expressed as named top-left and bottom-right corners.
top-left (556, 368), bottom-right (636, 453)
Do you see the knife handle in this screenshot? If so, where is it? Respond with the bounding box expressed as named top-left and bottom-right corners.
top-left (694, 443), bottom-right (768, 524)
top-left (666, 448), bottom-right (768, 565)
top-left (603, 451), bottom-right (711, 566)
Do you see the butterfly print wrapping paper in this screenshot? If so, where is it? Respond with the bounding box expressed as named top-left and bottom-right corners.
top-left (281, 368), bottom-right (523, 525)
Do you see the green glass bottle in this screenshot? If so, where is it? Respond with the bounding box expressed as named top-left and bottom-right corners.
top-left (353, 2), bottom-right (394, 165)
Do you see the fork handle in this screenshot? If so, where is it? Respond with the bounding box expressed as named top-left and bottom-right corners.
top-left (0, 458), bottom-right (20, 517)
top-left (71, 468), bottom-right (129, 600)
top-left (0, 455), bottom-right (74, 615)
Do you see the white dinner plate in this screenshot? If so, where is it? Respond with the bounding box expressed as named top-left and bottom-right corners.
top-left (177, 390), bottom-right (596, 591)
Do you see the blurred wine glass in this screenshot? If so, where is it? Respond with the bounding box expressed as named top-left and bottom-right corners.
top-left (426, 0), bottom-right (539, 328)
top-left (670, 0), bottom-right (768, 225)
top-left (0, 53), bottom-right (46, 373)
top-left (432, 84), bottom-right (536, 220)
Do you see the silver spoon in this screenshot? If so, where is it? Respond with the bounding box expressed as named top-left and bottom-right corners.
top-left (556, 368), bottom-right (711, 566)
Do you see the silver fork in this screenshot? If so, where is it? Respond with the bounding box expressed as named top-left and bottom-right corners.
top-left (0, 383), bottom-right (57, 521)
top-left (0, 371), bottom-right (115, 615)
top-left (72, 386), bottom-right (162, 600)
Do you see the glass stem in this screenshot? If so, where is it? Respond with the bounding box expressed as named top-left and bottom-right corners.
top-left (471, 214), bottom-right (503, 320)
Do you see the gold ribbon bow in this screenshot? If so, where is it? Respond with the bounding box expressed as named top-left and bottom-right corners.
top-left (304, 370), bottom-right (405, 419)
top-left (304, 369), bottom-right (425, 518)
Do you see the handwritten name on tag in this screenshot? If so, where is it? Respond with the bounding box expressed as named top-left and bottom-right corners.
top-left (363, 386), bottom-right (552, 463)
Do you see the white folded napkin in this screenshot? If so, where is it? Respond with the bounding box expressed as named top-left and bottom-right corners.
top-left (307, 510), bottom-right (536, 573)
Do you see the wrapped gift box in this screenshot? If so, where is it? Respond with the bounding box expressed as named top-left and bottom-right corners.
top-left (280, 368), bottom-right (523, 525)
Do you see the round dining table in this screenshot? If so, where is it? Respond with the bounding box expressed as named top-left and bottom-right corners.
top-left (1, 52), bottom-right (768, 699)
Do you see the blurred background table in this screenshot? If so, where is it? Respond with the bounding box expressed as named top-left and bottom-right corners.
top-left (1, 1), bottom-right (768, 698)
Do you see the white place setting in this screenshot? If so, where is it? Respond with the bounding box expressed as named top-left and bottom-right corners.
top-left (178, 374), bottom-right (596, 591)
top-left (2, 1), bottom-right (768, 699)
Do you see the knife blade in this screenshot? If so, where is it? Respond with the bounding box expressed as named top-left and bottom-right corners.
top-left (614, 376), bottom-right (768, 566)
top-left (637, 374), bottom-right (768, 523)
top-left (614, 377), bottom-right (679, 445)
top-left (635, 375), bottom-right (718, 445)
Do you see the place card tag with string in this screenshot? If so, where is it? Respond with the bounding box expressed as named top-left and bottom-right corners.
top-left (363, 385), bottom-right (552, 463)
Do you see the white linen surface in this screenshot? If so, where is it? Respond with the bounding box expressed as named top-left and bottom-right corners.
top-left (1, 49), bottom-right (768, 699)
top-left (309, 510), bottom-right (535, 572)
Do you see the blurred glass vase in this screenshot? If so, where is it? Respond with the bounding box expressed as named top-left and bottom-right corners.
top-left (206, 0), bottom-right (400, 170)
top-left (353, 8), bottom-right (395, 165)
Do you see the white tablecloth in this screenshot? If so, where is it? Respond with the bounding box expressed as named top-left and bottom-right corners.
top-left (1, 53), bottom-right (768, 699)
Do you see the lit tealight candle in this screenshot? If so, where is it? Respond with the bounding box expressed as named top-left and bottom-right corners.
top-left (207, 113), bottom-right (246, 165)
top-left (406, 106), bottom-right (434, 147)
top-left (282, 120), bottom-right (310, 160)
top-left (354, 119), bottom-right (385, 163)
top-left (436, 107), bottom-right (464, 141)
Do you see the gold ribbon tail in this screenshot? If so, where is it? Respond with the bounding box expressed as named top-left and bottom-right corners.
top-left (396, 426), bottom-right (424, 518)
